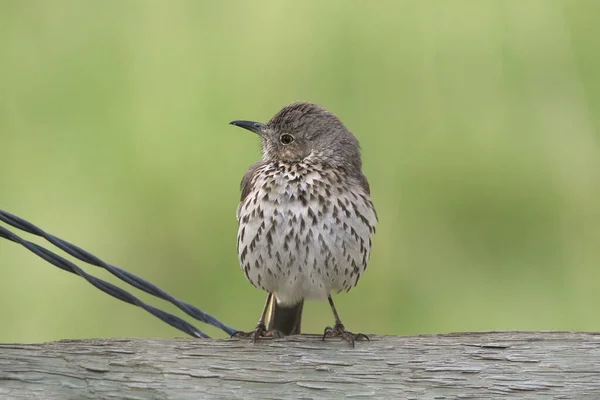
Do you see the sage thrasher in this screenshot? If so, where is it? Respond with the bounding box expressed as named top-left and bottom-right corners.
top-left (230, 102), bottom-right (377, 346)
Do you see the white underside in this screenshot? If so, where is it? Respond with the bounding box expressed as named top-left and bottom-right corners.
top-left (237, 165), bottom-right (376, 306)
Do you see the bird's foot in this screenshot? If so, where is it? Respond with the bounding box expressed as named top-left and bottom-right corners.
top-left (231, 324), bottom-right (283, 343)
top-left (322, 323), bottom-right (369, 348)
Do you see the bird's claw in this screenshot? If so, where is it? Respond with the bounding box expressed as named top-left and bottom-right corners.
top-left (231, 324), bottom-right (283, 343)
top-left (322, 323), bottom-right (369, 348)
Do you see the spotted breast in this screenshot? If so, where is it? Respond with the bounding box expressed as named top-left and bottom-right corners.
top-left (236, 159), bottom-right (377, 306)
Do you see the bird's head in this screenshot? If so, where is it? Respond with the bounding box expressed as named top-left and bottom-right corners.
top-left (230, 102), bottom-right (362, 170)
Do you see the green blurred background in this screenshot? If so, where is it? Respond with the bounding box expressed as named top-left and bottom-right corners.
top-left (1, 1), bottom-right (599, 343)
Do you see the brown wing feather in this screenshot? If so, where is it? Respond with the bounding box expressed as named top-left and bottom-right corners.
top-left (240, 161), bottom-right (266, 202)
top-left (356, 173), bottom-right (371, 195)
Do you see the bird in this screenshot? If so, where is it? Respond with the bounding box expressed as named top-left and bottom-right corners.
top-left (229, 101), bottom-right (377, 346)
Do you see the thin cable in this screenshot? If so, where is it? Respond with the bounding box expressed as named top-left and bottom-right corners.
top-left (0, 209), bottom-right (238, 336)
top-left (0, 224), bottom-right (208, 338)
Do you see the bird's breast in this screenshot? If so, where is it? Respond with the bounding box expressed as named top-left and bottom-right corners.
top-left (236, 163), bottom-right (377, 305)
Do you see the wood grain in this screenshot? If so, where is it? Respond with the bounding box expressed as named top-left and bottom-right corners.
top-left (1, 331), bottom-right (599, 399)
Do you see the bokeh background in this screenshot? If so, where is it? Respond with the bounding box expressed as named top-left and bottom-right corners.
top-left (1, 1), bottom-right (599, 343)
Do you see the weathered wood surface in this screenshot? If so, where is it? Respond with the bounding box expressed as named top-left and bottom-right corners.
top-left (1, 331), bottom-right (599, 399)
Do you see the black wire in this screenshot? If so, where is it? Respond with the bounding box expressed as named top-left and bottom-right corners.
top-left (0, 209), bottom-right (237, 337)
top-left (0, 224), bottom-right (208, 338)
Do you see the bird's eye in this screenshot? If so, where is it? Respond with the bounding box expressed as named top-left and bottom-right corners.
top-left (280, 134), bottom-right (294, 145)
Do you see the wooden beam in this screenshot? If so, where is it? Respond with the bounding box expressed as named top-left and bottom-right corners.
top-left (1, 331), bottom-right (599, 399)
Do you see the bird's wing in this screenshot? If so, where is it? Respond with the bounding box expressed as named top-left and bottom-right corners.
top-left (240, 161), bottom-right (267, 202)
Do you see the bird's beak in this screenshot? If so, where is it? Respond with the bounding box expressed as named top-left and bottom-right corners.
top-left (229, 120), bottom-right (265, 135)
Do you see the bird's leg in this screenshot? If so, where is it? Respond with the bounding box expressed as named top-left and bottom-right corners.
top-left (322, 295), bottom-right (369, 348)
top-left (232, 293), bottom-right (283, 343)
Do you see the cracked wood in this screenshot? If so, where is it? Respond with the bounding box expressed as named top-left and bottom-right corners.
top-left (1, 332), bottom-right (600, 399)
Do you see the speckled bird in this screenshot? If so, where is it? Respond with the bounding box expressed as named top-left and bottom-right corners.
top-left (230, 102), bottom-right (377, 346)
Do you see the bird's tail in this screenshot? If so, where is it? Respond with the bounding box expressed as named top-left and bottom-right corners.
top-left (267, 296), bottom-right (303, 336)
